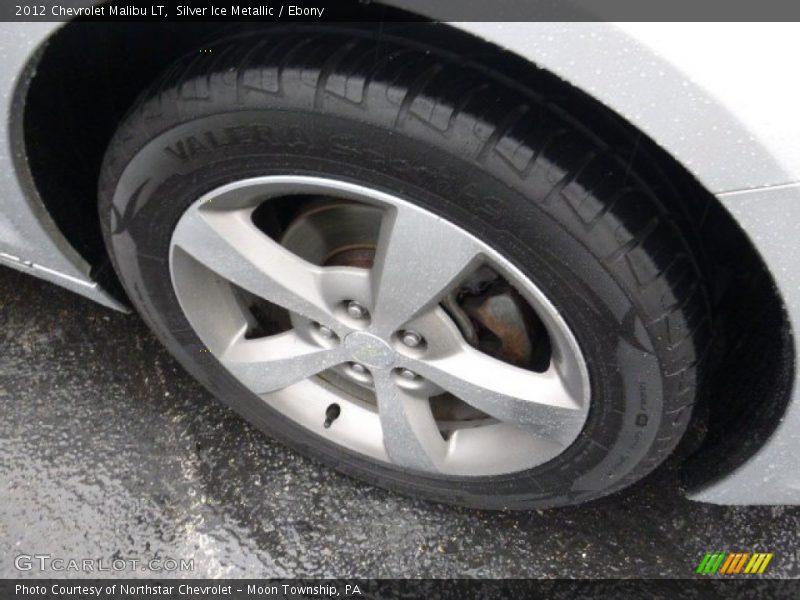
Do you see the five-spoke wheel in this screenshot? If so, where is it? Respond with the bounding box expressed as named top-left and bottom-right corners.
top-left (169, 176), bottom-right (590, 476)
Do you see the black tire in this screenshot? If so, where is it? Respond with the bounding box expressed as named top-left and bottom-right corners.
top-left (98, 29), bottom-right (711, 509)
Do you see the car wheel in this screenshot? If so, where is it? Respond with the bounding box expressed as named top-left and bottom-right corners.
top-left (98, 30), bottom-right (710, 509)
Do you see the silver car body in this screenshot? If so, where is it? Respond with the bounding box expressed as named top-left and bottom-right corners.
top-left (1, 20), bottom-right (797, 504)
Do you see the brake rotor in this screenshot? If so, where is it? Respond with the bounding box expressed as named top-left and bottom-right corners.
top-left (279, 200), bottom-right (381, 266)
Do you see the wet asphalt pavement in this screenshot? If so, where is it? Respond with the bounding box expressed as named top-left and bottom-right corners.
top-left (1, 265), bottom-right (798, 579)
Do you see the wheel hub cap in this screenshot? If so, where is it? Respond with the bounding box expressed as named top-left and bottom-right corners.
top-left (344, 332), bottom-right (395, 369)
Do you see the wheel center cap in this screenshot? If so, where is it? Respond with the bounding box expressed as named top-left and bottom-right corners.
top-left (344, 331), bottom-right (395, 368)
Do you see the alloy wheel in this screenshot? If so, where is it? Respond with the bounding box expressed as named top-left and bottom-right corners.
top-left (169, 176), bottom-right (590, 476)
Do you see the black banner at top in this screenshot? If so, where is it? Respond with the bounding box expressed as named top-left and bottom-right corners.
top-left (4, 0), bottom-right (800, 22)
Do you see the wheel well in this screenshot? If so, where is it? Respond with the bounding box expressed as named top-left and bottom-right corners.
top-left (21, 16), bottom-right (793, 492)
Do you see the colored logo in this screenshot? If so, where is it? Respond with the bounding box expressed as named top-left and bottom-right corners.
top-left (696, 552), bottom-right (773, 575)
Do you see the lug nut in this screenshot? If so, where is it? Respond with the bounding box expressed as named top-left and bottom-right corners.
top-left (350, 363), bottom-right (368, 375)
top-left (318, 325), bottom-right (335, 338)
top-left (398, 368), bottom-right (418, 381)
top-left (346, 300), bottom-right (368, 320)
top-left (401, 331), bottom-right (423, 348)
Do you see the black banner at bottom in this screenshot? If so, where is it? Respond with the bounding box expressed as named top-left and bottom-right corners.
top-left (2, 579), bottom-right (799, 600)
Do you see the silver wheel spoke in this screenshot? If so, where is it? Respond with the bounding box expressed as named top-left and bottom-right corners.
top-left (172, 205), bottom-right (344, 334)
top-left (221, 330), bottom-right (347, 394)
top-left (369, 205), bottom-right (482, 337)
top-left (402, 346), bottom-right (585, 446)
top-left (372, 369), bottom-right (447, 472)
